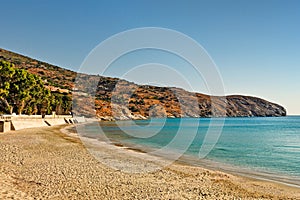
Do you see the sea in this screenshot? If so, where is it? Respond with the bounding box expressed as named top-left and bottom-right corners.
top-left (78, 116), bottom-right (300, 187)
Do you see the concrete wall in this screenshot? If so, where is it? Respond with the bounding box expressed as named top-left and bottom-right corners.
top-left (74, 116), bottom-right (86, 123)
top-left (0, 115), bottom-right (85, 132)
top-left (45, 118), bottom-right (69, 126)
top-left (11, 118), bottom-right (49, 131)
top-left (8, 115), bottom-right (73, 131)
top-left (0, 121), bottom-right (11, 133)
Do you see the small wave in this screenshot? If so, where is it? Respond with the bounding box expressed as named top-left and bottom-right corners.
top-left (214, 147), bottom-right (230, 152)
top-left (273, 145), bottom-right (300, 149)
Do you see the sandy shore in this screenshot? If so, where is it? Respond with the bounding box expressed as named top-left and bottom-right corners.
top-left (1, 125), bottom-right (300, 199)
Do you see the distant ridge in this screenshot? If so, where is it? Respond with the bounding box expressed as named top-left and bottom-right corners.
top-left (0, 48), bottom-right (286, 119)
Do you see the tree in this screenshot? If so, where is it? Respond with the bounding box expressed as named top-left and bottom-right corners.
top-left (0, 61), bottom-right (52, 115)
top-left (0, 61), bottom-right (15, 113)
top-left (49, 93), bottom-right (72, 115)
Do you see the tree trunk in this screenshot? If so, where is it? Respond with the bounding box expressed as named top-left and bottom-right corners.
top-left (33, 104), bottom-right (38, 115)
top-left (18, 100), bottom-right (25, 115)
top-left (0, 97), bottom-right (13, 114)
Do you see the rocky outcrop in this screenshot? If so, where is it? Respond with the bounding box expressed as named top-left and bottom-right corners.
top-left (225, 95), bottom-right (286, 117)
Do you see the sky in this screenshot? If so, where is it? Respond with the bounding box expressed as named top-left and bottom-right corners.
top-left (0, 0), bottom-right (299, 114)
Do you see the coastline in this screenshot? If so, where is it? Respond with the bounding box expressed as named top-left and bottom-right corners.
top-left (1, 125), bottom-right (299, 199)
top-left (70, 123), bottom-right (300, 189)
top-left (72, 119), bottom-right (300, 189)
top-left (176, 154), bottom-right (300, 189)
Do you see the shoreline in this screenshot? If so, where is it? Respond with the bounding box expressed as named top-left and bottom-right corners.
top-left (66, 124), bottom-right (300, 190)
top-left (1, 125), bottom-right (300, 199)
top-left (67, 124), bottom-right (300, 189)
top-left (177, 155), bottom-right (300, 189)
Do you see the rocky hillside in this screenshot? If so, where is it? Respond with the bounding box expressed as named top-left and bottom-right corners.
top-left (0, 48), bottom-right (286, 119)
top-left (74, 79), bottom-right (286, 120)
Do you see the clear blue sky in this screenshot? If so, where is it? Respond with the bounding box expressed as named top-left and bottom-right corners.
top-left (1, 0), bottom-right (300, 114)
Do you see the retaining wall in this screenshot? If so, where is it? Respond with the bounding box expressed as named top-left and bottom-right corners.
top-left (0, 121), bottom-right (11, 133)
top-left (0, 115), bottom-right (80, 132)
top-left (11, 118), bottom-right (48, 131)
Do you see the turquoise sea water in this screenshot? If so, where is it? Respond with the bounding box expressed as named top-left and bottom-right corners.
top-left (81, 116), bottom-right (300, 186)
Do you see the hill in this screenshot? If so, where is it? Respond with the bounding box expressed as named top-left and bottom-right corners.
top-left (0, 48), bottom-right (286, 119)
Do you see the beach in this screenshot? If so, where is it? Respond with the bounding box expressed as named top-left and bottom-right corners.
top-left (1, 125), bottom-right (300, 199)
